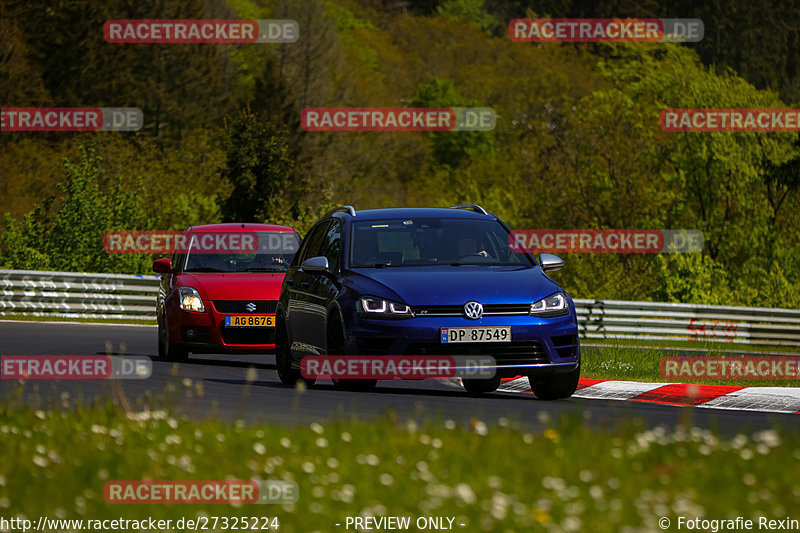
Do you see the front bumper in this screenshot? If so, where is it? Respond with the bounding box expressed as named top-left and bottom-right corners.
top-left (345, 313), bottom-right (579, 378)
top-left (167, 305), bottom-right (276, 354)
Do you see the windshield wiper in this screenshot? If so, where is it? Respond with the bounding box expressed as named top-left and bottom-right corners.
top-left (184, 267), bottom-right (226, 272)
top-left (351, 263), bottom-right (393, 268)
top-left (354, 262), bottom-right (445, 268)
top-left (450, 262), bottom-right (519, 266)
top-left (236, 267), bottom-right (286, 272)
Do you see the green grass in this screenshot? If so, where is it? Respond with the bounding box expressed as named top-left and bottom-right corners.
top-left (0, 395), bottom-right (798, 532)
top-left (582, 344), bottom-right (800, 387)
top-left (585, 338), bottom-right (800, 354)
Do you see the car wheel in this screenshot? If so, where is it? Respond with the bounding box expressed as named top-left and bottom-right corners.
top-left (529, 364), bottom-right (580, 400)
top-left (275, 314), bottom-right (316, 387)
top-left (161, 318), bottom-right (188, 363)
top-left (462, 375), bottom-right (501, 394)
top-left (157, 316), bottom-right (166, 358)
top-left (328, 315), bottom-right (376, 392)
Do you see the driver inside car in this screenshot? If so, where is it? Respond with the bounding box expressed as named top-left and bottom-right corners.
top-left (457, 237), bottom-right (489, 258)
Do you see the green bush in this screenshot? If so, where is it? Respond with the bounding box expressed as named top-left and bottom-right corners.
top-left (0, 146), bottom-right (154, 274)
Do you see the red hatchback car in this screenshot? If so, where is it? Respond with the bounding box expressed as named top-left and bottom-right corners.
top-left (153, 223), bottom-right (301, 361)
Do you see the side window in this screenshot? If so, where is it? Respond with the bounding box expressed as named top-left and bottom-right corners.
top-left (292, 221), bottom-right (330, 267)
top-left (173, 232), bottom-right (191, 272)
top-left (319, 219), bottom-right (342, 272)
top-left (173, 253), bottom-right (185, 272)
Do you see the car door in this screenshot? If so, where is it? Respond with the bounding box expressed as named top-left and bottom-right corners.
top-left (293, 219), bottom-right (343, 355)
top-left (287, 221), bottom-right (330, 355)
top-left (314, 219), bottom-right (344, 352)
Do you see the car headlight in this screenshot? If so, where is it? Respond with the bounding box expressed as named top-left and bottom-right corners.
top-left (179, 286), bottom-right (205, 312)
top-left (529, 292), bottom-right (568, 317)
top-left (358, 296), bottom-right (413, 318)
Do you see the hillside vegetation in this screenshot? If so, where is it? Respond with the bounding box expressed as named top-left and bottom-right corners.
top-left (1, 0), bottom-right (799, 307)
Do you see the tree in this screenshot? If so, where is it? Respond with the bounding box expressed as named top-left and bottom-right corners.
top-left (219, 110), bottom-right (296, 223)
top-left (0, 146), bottom-right (153, 273)
top-left (410, 76), bottom-right (494, 169)
top-left (7, 0), bottom-right (243, 137)
top-left (84, 131), bottom-right (228, 230)
top-left (573, 43), bottom-right (800, 305)
top-left (436, 0), bottom-right (499, 35)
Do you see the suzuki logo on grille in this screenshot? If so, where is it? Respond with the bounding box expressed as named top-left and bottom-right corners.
top-left (245, 302), bottom-right (257, 312)
top-left (463, 301), bottom-right (483, 320)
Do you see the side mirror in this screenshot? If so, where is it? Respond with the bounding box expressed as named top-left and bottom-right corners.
top-left (539, 253), bottom-right (564, 273)
top-left (300, 256), bottom-right (329, 272)
top-left (153, 258), bottom-right (173, 274)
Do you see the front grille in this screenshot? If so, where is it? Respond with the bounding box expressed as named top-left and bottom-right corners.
top-left (220, 327), bottom-right (276, 345)
top-left (404, 341), bottom-right (549, 365)
top-left (412, 303), bottom-right (531, 317)
top-left (213, 300), bottom-right (278, 314)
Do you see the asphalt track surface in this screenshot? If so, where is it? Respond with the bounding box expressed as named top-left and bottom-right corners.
top-left (1, 321), bottom-right (797, 434)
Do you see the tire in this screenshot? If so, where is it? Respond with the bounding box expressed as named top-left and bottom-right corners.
top-left (163, 328), bottom-right (189, 363)
top-left (462, 375), bottom-right (501, 394)
top-left (328, 315), bottom-right (377, 392)
top-left (157, 317), bottom-right (166, 358)
top-left (529, 364), bottom-right (580, 400)
top-left (160, 318), bottom-right (188, 362)
top-left (275, 314), bottom-right (316, 387)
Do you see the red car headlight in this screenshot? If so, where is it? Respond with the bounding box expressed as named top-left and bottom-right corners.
top-left (179, 286), bottom-right (205, 312)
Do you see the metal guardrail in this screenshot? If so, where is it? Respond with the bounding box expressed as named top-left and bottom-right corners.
top-left (0, 269), bottom-right (159, 320)
top-left (574, 299), bottom-right (800, 347)
top-left (1, 270), bottom-right (799, 346)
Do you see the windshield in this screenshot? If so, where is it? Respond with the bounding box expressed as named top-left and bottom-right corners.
top-left (183, 232), bottom-right (299, 273)
top-left (349, 218), bottom-right (533, 267)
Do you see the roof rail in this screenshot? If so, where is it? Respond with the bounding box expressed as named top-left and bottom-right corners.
top-left (449, 204), bottom-right (488, 215)
top-left (326, 205), bottom-right (357, 217)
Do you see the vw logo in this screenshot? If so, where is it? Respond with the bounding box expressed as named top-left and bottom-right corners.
top-left (463, 301), bottom-right (483, 320)
top-left (245, 302), bottom-right (257, 312)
